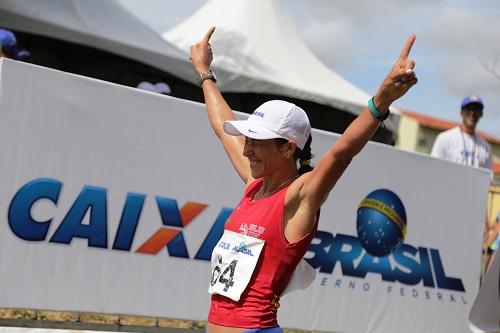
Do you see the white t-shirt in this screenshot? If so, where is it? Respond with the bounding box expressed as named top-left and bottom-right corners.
top-left (431, 127), bottom-right (492, 169)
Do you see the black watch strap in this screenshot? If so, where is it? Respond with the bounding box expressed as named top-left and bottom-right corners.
top-left (198, 70), bottom-right (216, 85)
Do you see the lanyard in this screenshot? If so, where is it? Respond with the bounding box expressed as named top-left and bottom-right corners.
top-left (459, 129), bottom-right (477, 166)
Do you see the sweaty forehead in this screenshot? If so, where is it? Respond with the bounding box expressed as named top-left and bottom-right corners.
top-left (244, 137), bottom-right (275, 143)
top-left (244, 138), bottom-right (285, 150)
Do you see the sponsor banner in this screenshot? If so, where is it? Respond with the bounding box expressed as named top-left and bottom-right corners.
top-left (0, 59), bottom-right (492, 332)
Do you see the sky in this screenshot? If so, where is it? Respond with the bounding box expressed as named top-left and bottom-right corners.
top-left (118, 0), bottom-right (500, 137)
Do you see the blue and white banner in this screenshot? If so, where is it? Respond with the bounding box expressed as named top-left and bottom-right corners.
top-left (0, 59), bottom-right (492, 333)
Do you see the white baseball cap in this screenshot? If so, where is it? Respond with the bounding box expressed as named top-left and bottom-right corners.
top-left (223, 100), bottom-right (311, 150)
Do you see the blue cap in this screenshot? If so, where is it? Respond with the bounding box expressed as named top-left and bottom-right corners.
top-left (0, 28), bottom-right (30, 61)
top-left (461, 95), bottom-right (484, 109)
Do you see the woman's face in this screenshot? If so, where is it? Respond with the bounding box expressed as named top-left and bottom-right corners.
top-left (243, 137), bottom-right (288, 178)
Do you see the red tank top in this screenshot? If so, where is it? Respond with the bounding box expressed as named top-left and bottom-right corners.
top-left (208, 178), bottom-right (318, 328)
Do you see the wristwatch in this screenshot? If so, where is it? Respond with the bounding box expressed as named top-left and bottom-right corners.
top-left (198, 69), bottom-right (217, 85)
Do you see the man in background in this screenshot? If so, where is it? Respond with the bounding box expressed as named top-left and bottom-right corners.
top-left (431, 95), bottom-right (492, 169)
top-left (431, 96), bottom-right (494, 277)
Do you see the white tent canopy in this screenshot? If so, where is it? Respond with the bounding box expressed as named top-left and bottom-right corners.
top-left (0, 0), bottom-right (197, 84)
top-left (163, 0), bottom-right (399, 125)
top-left (0, 0), bottom-right (398, 134)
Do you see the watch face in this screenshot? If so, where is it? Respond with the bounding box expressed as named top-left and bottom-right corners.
top-left (198, 70), bottom-right (217, 85)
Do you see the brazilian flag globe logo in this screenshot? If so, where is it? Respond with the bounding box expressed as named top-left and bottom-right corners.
top-left (356, 189), bottom-right (407, 257)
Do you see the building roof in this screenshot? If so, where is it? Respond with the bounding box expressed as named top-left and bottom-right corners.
top-left (401, 109), bottom-right (500, 176)
top-left (494, 163), bottom-right (500, 174)
top-left (401, 109), bottom-right (500, 145)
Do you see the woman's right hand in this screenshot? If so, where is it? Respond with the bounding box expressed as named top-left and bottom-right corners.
top-left (373, 34), bottom-right (418, 112)
top-left (190, 26), bottom-right (216, 75)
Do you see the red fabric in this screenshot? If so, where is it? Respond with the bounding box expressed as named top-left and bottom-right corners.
top-left (208, 178), bottom-right (317, 328)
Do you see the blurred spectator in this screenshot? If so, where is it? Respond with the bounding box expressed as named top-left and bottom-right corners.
top-left (431, 96), bottom-right (493, 279)
top-left (484, 211), bottom-right (499, 272)
top-left (136, 81), bottom-right (171, 95)
top-left (0, 28), bottom-right (30, 61)
top-left (431, 95), bottom-right (492, 169)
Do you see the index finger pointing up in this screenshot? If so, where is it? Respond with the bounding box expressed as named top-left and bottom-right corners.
top-left (203, 26), bottom-right (216, 44)
top-left (399, 34), bottom-right (416, 60)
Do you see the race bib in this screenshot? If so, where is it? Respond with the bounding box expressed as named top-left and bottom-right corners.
top-left (208, 230), bottom-right (264, 301)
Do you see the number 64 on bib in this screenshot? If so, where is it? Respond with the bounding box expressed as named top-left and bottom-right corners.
top-left (208, 230), bottom-right (265, 302)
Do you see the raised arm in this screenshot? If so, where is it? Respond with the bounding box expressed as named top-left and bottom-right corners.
top-left (190, 27), bottom-right (252, 183)
top-left (301, 35), bottom-right (418, 209)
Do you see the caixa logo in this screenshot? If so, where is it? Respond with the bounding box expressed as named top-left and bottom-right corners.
top-left (8, 178), bottom-right (231, 260)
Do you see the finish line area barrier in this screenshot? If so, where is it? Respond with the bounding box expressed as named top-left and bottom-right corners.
top-left (0, 59), bottom-right (494, 333)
